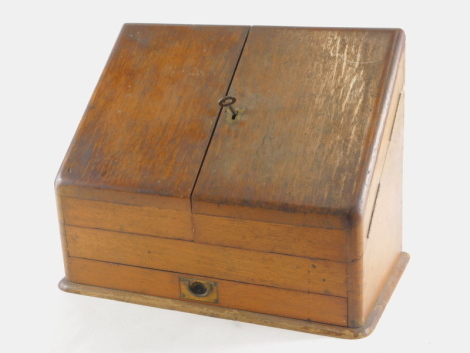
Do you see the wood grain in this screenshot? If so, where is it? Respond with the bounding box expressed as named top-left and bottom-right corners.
top-left (360, 90), bottom-right (405, 323)
top-left (62, 197), bottom-right (193, 241)
top-left (59, 252), bottom-right (409, 339)
top-left (68, 257), bottom-right (347, 326)
top-left (352, 42), bottom-right (406, 261)
top-left (193, 27), bottom-right (404, 228)
top-left (55, 195), bottom-right (70, 278)
top-left (193, 214), bottom-right (347, 261)
top-left (57, 184), bottom-right (188, 211)
top-left (347, 50), bottom-right (405, 327)
top-left (55, 25), bottom-right (409, 335)
top-left (55, 24), bottom-right (249, 210)
top-left (65, 225), bottom-right (347, 297)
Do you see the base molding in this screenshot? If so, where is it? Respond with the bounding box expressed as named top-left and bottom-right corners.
top-left (59, 252), bottom-right (409, 339)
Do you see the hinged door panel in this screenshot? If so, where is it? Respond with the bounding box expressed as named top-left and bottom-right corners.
top-left (193, 26), bottom-right (403, 230)
top-left (57, 24), bottom-right (249, 207)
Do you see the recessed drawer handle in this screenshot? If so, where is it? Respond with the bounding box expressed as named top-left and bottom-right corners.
top-left (189, 281), bottom-right (211, 296)
top-left (179, 277), bottom-right (219, 303)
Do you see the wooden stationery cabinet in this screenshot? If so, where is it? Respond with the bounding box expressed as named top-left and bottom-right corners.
top-left (56, 24), bottom-right (408, 338)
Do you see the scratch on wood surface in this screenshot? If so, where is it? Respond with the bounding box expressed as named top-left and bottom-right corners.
top-left (327, 32), bottom-right (382, 67)
top-left (126, 32), bottom-right (150, 46)
top-left (334, 55), bottom-right (382, 66)
top-left (353, 95), bottom-right (364, 116)
top-left (341, 43), bottom-right (348, 78)
top-left (342, 75), bottom-right (358, 112)
top-left (331, 36), bottom-right (341, 81)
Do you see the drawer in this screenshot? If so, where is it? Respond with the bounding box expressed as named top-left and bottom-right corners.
top-left (68, 257), bottom-right (347, 326)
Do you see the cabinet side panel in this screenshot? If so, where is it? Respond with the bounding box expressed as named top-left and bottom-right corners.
top-left (361, 91), bottom-right (404, 321)
top-left (55, 195), bottom-right (70, 279)
top-left (348, 47), bottom-right (405, 327)
top-left (359, 54), bottom-right (405, 257)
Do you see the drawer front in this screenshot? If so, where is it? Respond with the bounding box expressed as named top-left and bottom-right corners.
top-left (193, 214), bottom-right (347, 262)
top-left (65, 225), bottom-right (347, 297)
top-left (68, 257), bottom-right (347, 326)
top-left (61, 197), bottom-right (193, 241)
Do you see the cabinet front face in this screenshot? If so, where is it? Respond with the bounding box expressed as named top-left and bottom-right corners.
top-left (65, 225), bottom-right (348, 326)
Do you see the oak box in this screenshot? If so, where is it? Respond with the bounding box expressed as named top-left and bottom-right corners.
top-left (55, 24), bottom-right (409, 338)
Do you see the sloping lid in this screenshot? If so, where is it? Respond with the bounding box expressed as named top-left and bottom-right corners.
top-left (192, 26), bottom-right (405, 228)
top-left (56, 24), bottom-right (249, 209)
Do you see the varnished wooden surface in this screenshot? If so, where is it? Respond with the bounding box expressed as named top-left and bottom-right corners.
top-left (349, 45), bottom-right (406, 263)
top-left (65, 225), bottom-right (347, 297)
top-left (68, 257), bottom-right (347, 326)
top-left (56, 24), bottom-right (249, 209)
top-left (54, 25), bottom-right (408, 335)
top-left (193, 27), bottom-right (405, 228)
top-left (193, 214), bottom-right (347, 261)
top-left (55, 195), bottom-right (70, 279)
top-left (62, 197), bottom-right (193, 240)
top-left (360, 89), bottom-right (405, 324)
top-left (61, 195), bottom-right (348, 259)
top-left (57, 184), bottom-right (189, 211)
top-left (347, 54), bottom-right (405, 327)
top-left (59, 252), bottom-right (409, 339)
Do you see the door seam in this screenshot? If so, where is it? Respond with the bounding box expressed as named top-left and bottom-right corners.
top-left (189, 26), bottom-right (251, 214)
